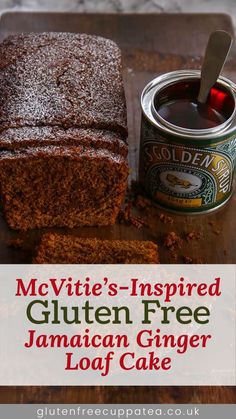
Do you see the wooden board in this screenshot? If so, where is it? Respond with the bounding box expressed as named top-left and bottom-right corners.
top-left (0, 11), bottom-right (235, 403)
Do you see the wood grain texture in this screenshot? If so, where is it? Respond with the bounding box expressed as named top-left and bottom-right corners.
top-left (0, 386), bottom-right (235, 404)
top-left (0, 11), bottom-right (235, 404)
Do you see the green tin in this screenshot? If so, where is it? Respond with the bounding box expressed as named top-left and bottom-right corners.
top-left (140, 70), bottom-right (236, 213)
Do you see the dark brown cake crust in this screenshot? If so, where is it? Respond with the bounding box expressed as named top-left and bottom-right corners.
top-left (33, 233), bottom-right (159, 264)
top-left (0, 33), bottom-right (127, 136)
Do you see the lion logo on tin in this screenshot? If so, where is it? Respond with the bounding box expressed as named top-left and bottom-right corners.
top-left (166, 174), bottom-right (196, 189)
top-left (159, 171), bottom-right (202, 194)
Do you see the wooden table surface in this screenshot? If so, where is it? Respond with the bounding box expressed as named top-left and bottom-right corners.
top-left (0, 11), bottom-right (235, 403)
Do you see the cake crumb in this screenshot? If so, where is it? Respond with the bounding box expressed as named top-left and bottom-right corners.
top-left (163, 231), bottom-right (182, 250)
top-left (159, 213), bottom-right (174, 224)
top-left (186, 231), bottom-right (202, 241)
top-left (134, 194), bottom-right (153, 210)
top-left (129, 215), bottom-right (147, 229)
top-left (118, 204), bottom-right (147, 229)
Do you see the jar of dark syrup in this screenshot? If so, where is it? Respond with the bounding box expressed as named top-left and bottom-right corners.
top-left (140, 70), bottom-right (236, 213)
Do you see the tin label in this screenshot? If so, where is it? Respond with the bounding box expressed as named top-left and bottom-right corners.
top-left (140, 121), bottom-right (236, 212)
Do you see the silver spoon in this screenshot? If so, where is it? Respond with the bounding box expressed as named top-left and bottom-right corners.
top-left (197, 30), bottom-right (233, 104)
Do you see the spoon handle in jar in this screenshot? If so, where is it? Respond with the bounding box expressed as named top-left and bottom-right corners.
top-left (197, 30), bottom-right (233, 104)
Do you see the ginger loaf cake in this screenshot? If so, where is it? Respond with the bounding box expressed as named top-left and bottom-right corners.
top-left (0, 33), bottom-right (128, 230)
top-left (33, 233), bottom-right (159, 264)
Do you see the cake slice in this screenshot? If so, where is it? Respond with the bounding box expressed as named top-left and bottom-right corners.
top-left (0, 143), bottom-right (128, 230)
top-left (0, 33), bottom-right (128, 230)
top-left (33, 233), bottom-right (159, 264)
